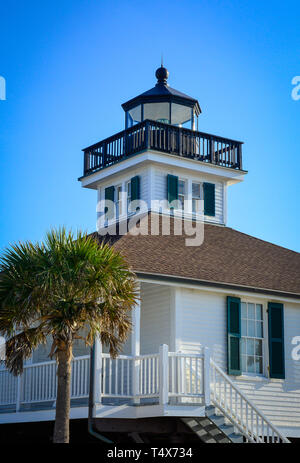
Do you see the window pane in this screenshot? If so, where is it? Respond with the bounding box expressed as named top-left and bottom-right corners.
top-left (241, 301), bottom-right (264, 376)
top-left (248, 303), bottom-right (255, 319)
top-left (178, 195), bottom-right (184, 209)
top-left (242, 355), bottom-right (247, 373)
top-left (247, 339), bottom-right (254, 355)
top-left (256, 321), bottom-right (263, 338)
top-left (192, 183), bottom-right (201, 198)
top-left (241, 319), bottom-right (247, 336)
top-left (171, 103), bottom-right (191, 125)
top-left (241, 338), bottom-right (246, 354)
top-left (129, 105), bottom-right (142, 123)
top-left (255, 340), bottom-right (262, 356)
top-left (256, 304), bottom-right (263, 320)
top-left (241, 302), bottom-right (247, 319)
top-left (255, 357), bottom-right (263, 374)
top-left (247, 356), bottom-right (255, 373)
top-left (144, 102), bottom-right (170, 123)
top-left (178, 180), bottom-right (185, 195)
top-left (248, 320), bottom-right (255, 337)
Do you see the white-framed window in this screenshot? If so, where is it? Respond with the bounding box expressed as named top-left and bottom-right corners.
top-left (241, 302), bottom-right (264, 375)
top-left (192, 182), bottom-right (201, 214)
top-left (115, 185), bottom-right (122, 218)
top-left (178, 179), bottom-right (186, 210)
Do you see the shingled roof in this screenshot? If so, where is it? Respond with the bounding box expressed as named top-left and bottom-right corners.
top-left (92, 214), bottom-right (300, 298)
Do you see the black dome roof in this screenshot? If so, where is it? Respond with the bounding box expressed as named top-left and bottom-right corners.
top-left (122, 66), bottom-right (201, 115)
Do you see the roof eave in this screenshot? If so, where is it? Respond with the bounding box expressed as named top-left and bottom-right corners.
top-left (136, 271), bottom-right (300, 300)
top-left (122, 94), bottom-right (201, 115)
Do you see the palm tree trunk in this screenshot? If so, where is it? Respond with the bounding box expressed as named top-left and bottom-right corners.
top-left (53, 345), bottom-right (72, 443)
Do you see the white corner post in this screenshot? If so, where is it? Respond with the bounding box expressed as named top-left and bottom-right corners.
top-left (93, 336), bottom-right (102, 409)
top-left (131, 284), bottom-right (141, 404)
top-left (203, 347), bottom-right (211, 406)
top-left (159, 344), bottom-right (169, 406)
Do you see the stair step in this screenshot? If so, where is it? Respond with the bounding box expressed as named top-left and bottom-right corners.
top-left (205, 405), bottom-right (216, 416)
top-left (208, 414), bottom-right (225, 427)
top-left (219, 424), bottom-right (235, 436)
top-left (228, 433), bottom-right (244, 444)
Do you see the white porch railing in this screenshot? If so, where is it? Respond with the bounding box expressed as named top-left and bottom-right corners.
top-left (99, 346), bottom-right (208, 404)
top-left (0, 355), bottom-right (90, 410)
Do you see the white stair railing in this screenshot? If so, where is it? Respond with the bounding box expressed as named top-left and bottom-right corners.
top-left (210, 358), bottom-right (290, 443)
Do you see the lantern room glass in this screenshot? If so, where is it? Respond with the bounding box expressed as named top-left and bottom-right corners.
top-left (125, 103), bottom-right (197, 130)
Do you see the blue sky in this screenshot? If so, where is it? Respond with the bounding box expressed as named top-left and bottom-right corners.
top-left (0, 0), bottom-right (299, 252)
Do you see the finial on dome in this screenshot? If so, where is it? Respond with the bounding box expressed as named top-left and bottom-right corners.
top-left (155, 64), bottom-right (169, 86)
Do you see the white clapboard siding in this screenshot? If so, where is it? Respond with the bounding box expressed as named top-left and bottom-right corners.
top-left (178, 288), bottom-right (227, 363)
top-left (178, 287), bottom-right (300, 431)
top-left (140, 282), bottom-right (171, 355)
top-left (98, 166), bottom-right (149, 206)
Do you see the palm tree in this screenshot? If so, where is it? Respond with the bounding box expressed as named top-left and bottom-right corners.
top-left (0, 228), bottom-right (138, 443)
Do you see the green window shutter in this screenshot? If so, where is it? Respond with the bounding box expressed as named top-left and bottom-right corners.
top-left (227, 296), bottom-right (241, 375)
top-left (203, 182), bottom-right (215, 216)
top-left (268, 303), bottom-right (285, 379)
top-left (105, 186), bottom-right (115, 220)
top-left (131, 176), bottom-right (140, 202)
top-left (167, 174), bottom-right (178, 205)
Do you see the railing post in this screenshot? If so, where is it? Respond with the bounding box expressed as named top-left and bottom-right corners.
top-left (94, 337), bottom-right (102, 406)
top-left (209, 138), bottom-right (215, 164)
top-left (237, 143), bottom-right (243, 169)
top-left (103, 142), bottom-right (107, 166)
top-left (16, 374), bottom-right (23, 412)
top-left (145, 120), bottom-right (150, 150)
top-left (178, 128), bottom-right (182, 156)
top-left (203, 347), bottom-right (211, 407)
top-left (159, 344), bottom-right (169, 406)
top-left (131, 288), bottom-right (141, 405)
top-left (84, 150), bottom-right (89, 175)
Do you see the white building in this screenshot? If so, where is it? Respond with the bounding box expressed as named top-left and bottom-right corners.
top-left (1, 66), bottom-right (299, 443)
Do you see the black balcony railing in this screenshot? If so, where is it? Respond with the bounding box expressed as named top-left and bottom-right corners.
top-left (82, 119), bottom-right (243, 176)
